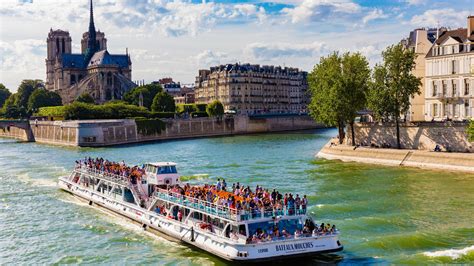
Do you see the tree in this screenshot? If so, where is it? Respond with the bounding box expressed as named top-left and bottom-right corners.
top-left (308, 52), bottom-right (370, 144)
top-left (124, 84), bottom-right (162, 110)
top-left (0, 83), bottom-right (11, 108)
top-left (367, 43), bottom-right (421, 149)
top-left (15, 80), bottom-right (44, 108)
top-left (151, 91), bottom-right (176, 112)
top-left (206, 100), bottom-right (224, 117)
top-left (28, 89), bottom-right (62, 112)
top-left (75, 92), bottom-right (95, 104)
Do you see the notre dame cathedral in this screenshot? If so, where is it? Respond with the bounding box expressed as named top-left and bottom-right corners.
top-left (45, 0), bottom-right (136, 104)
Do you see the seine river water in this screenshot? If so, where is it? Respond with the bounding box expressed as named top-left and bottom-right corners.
top-left (1, 129), bottom-right (473, 264)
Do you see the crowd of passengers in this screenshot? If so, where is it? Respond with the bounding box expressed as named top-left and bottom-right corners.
top-left (166, 178), bottom-right (309, 215)
top-left (75, 157), bottom-right (145, 184)
top-left (248, 220), bottom-right (338, 243)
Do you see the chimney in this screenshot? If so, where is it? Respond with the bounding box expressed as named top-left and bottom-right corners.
top-left (468, 16), bottom-right (474, 37)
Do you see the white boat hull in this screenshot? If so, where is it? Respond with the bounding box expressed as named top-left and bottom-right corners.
top-left (58, 177), bottom-right (343, 261)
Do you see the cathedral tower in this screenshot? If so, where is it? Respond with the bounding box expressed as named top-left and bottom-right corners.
top-left (45, 29), bottom-right (71, 90)
top-left (84, 0), bottom-right (98, 65)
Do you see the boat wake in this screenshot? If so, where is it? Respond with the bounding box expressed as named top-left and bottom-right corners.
top-left (17, 173), bottom-right (58, 188)
top-left (423, 245), bottom-right (474, 260)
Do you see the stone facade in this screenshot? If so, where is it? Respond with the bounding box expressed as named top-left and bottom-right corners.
top-left (424, 16), bottom-right (474, 121)
top-left (194, 64), bottom-right (309, 114)
top-left (346, 122), bottom-right (472, 152)
top-left (45, 0), bottom-right (135, 104)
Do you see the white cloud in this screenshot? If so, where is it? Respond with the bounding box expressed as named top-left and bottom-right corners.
top-left (405, 0), bottom-right (426, 5)
top-left (245, 41), bottom-right (328, 61)
top-left (0, 39), bottom-right (45, 91)
top-left (410, 9), bottom-right (469, 28)
top-left (282, 0), bottom-right (361, 23)
top-left (194, 50), bottom-right (232, 68)
top-left (362, 9), bottom-right (388, 25)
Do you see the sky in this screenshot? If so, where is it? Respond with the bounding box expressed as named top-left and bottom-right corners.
top-left (0, 0), bottom-right (473, 92)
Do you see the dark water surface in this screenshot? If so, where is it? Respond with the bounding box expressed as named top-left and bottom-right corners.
top-left (1, 129), bottom-right (473, 264)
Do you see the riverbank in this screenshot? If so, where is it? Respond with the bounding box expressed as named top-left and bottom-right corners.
top-left (317, 140), bottom-right (474, 173)
top-left (0, 115), bottom-right (324, 147)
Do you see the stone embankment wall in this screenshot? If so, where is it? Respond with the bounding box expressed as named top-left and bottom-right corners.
top-left (1, 115), bottom-right (322, 147)
top-left (317, 141), bottom-right (474, 173)
top-left (346, 122), bottom-right (472, 153)
top-left (0, 126), bottom-right (28, 141)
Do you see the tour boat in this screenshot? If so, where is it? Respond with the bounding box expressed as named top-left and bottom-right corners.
top-left (58, 160), bottom-right (343, 261)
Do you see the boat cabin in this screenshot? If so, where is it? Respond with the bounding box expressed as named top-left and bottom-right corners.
top-left (144, 162), bottom-right (180, 186)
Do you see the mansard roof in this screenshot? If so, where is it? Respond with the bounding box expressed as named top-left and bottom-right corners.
top-left (435, 28), bottom-right (468, 45)
top-left (88, 50), bottom-right (129, 68)
top-left (62, 53), bottom-right (86, 69)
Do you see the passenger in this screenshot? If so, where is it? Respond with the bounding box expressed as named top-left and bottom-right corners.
top-left (301, 195), bottom-right (308, 213)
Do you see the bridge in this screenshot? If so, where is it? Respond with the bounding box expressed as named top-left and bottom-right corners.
top-left (0, 120), bottom-right (35, 142)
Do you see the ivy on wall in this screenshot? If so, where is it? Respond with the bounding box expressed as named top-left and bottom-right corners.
top-left (468, 120), bottom-right (474, 142)
top-left (135, 118), bottom-right (166, 136)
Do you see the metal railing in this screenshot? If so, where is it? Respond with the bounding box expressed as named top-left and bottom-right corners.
top-left (154, 188), bottom-right (307, 222)
top-left (74, 164), bottom-right (131, 187)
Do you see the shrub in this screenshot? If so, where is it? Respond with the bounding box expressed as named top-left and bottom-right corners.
top-left (468, 120), bottom-right (474, 142)
top-left (190, 111), bottom-right (209, 118)
top-left (206, 100), bottom-right (224, 117)
top-left (148, 112), bottom-right (175, 119)
top-left (63, 102), bottom-right (149, 120)
top-left (36, 106), bottom-right (66, 118)
top-left (176, 103), bottom-right (197, 114)
top-left (135, 117), bottom-right (166, 136)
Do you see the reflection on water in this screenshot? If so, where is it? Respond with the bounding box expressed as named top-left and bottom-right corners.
top-left (0, 129), bottom-right (473, 264)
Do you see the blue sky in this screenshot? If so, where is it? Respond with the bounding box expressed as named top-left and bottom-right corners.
top-left (0, 0), bottom-right (473, 91)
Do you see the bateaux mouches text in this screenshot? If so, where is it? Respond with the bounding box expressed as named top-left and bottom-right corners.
top-left (275, 242), bottom-right (318, 252)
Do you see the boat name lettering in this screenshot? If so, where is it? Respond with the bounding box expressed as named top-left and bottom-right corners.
top-left (258, 248), bottom-right (268, 253)
top-left (275, 242), bottom-right (313, 252)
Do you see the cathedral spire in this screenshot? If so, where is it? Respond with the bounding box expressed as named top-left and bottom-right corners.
top-left (85, 0), bottom-right (97, 64)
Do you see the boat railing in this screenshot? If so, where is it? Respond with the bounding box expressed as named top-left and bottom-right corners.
top-left (73, 164), bottom-right (130, 186)
top-left (247, 230), bottom-right (340, 244)
top-left (154, 188), bottom-right (307, 222)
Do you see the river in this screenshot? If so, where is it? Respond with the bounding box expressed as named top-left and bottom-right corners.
top-left (0, 129), bottom-right (473, 264)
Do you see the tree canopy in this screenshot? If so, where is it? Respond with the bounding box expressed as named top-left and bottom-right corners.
top-left (0, 83), bottom-right (11, 108)
top-left (15, 80), bottom-right (44, 108)
top-left (367, 43), bottom-right (421, 148)
top-left (151, 91), bottom-right (176, 112)
top-left (75, 92), bottom-right (95, 104)
top-left (124, 84), bottom-right (162, 110)
top-left (27, 89), bottom-right (62, 112)
top-left (308, 52), bottom-right (370, 144)
top-left (206, 100), bottom-right (224, 117)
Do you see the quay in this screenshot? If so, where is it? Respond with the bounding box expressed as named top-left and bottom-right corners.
top-left (0, 115), bottom-right (323, 147)
top-left (317, 141), bottom-right (474, 173)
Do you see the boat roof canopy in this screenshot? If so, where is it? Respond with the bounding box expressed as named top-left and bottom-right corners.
top-left (146, 162), bottom-right (177, 167)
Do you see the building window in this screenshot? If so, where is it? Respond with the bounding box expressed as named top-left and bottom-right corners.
top-left (452, 81), bottom-right (457, 96)
top-left (107, 72), bottom-right (112, 86)
top-left (70, 74), bottom-right (76, 85)
top-left (465, 79), bottom-right (470, 95)
top-left (451, 60), bottom-right (456, 74)
top-left (465, 102), bottom-right (470, 117)
top-left (442, 81), bottom-right (447, 96)
top-left (432, 82), bottom-right (437, 96)
top-left (433, 103), bottom-right (438, 117)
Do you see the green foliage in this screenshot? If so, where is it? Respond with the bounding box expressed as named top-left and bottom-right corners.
top-left (206, 100), bottom-right (224, 117)
top-left (367, 43), bottom-right (421, 148)
top-left (124, 84), bottom-right (162, 109)
top-left (367, 43), bottom-right (421, 121)
top-left (468, 120), bottom-right (474, 142)
top-left (148, 112), bottom-right (175, 119)
top-left (27, 89), bottom-right (62, 112)
top-left (135, 118), bottom-right (166, 136)
top-left (191, 111), bottom-right (209, 118)
top-left (176, 104), bottom-right (197, 114)
top-left (151, 91), bottom-right (176, 112)
top-left (1, 94), bottom-right (27, 119)
top-left (15, 79), bottom-right (44, 108)
top-left (75, 92), bottom-right (95, 104)
top-left (195, 103), bottom-right (207, 112)
top-left (0, 83), bottom-right (11, 108)
top-left (36, 106), bottom-right (66, 118)
top-left (308, 52), bottom-right (370, 143)
top-left (63, 102), bottom-right (149, 120)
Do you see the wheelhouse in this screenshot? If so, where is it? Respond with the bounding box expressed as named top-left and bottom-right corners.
top-left (144, 162), bottom-right (180, 186)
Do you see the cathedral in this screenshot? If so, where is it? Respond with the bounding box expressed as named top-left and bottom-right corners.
top-left (45, 0), bottom-right (136, 104)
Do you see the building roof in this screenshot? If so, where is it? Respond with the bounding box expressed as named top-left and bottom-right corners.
top-left (88, 50), bottom-right (129, 68)
top-left (435, 28), bottom-right (468, 45)
top-left (62, 53), bottom-right (86, 69)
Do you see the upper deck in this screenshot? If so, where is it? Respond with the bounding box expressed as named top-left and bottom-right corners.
top-left (154, 188), bottom-right (307, 223)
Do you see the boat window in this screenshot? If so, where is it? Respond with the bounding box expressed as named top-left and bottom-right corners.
top-left (157, 166), bottom-right (177, 174)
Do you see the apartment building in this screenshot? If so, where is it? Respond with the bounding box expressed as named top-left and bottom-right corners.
top-left (425, 16), bottom-right (474, 121)
top-left (195, 63), bottom-right (309, 114)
